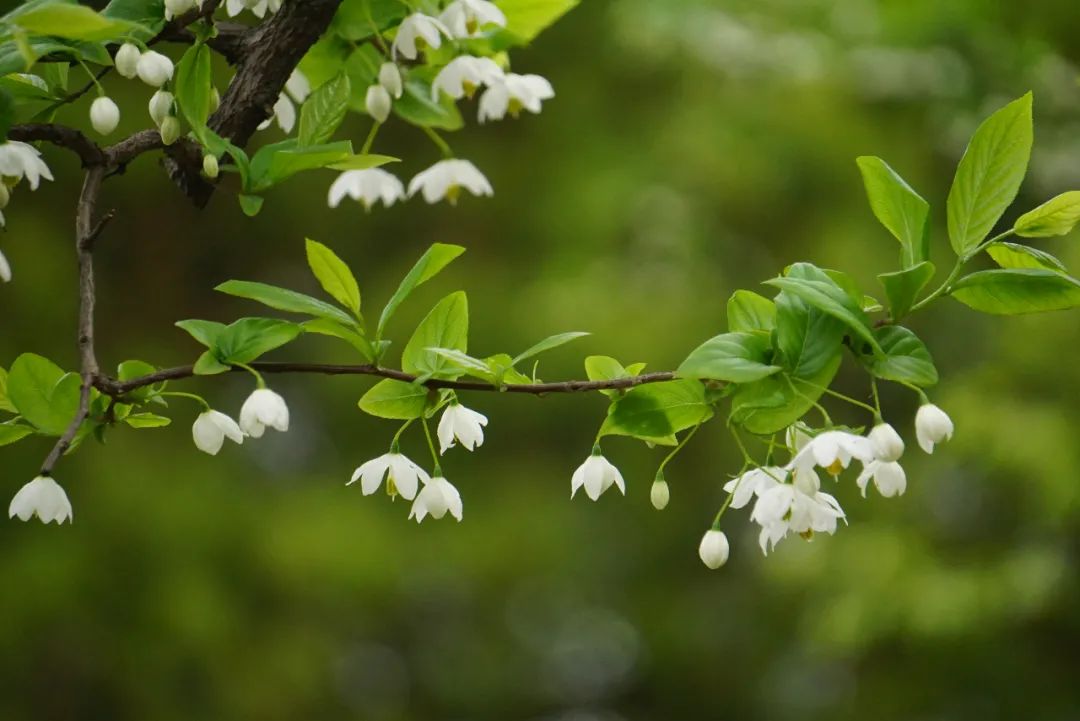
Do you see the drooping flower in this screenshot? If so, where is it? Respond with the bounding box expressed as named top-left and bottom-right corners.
top-left (192, 410), bottom-right (245, 455)
top-left (225, 0), bottom-right (280, 18)
top-left (328, 168), bottom-right (406, 210)
top-left (284, 69), bottom-right (310, 103)
top-left (478, 73), bottom-right (554, 122)
top-left (868, 422), bottom-right (904, 462)
top-left (432, 56), bottom-right (504, 100)
top-left (698, 530), bottom-right (730, 569)
top-left (722, 465), bottom-right (785, 509)
top-left (409, 475), bottom-right (463, 522)
top-left (439, 0), bottom-right (507, 37)
top-left (856, 460), bottom-right (907, 498)
top-left (257, 71), bottom-right (309, 134)
top-left (8, 475), bottom-right (73, 524)
top-left (349, 452), bottom-right (428, 500)
top-left (408, 159), bottom-right (493, 205)
top-left (90, 96), bottom-right (120, 135)
top-left (0, 141), bottom-right (54, 190)
top-left (392, 13), bottom-right (450, 61)
top-left (750, 468), bottom-right (845, 554)
top-left (164, 0), bottom-right (196, 20)
top-left (239, 388), bottom-right (290, 438)
top-left (378, 62), bottom-right (403, 99)
top-left (437, 402), bottom-right (488, 453)
top-left (0, 248), bottom-right (10, 283)
top-left (789, 429), bottom-right (873, 476)
top-left (650, 478), bottom-right (670, 510)
top-left (570, 451), bottom-right (626, 501)
top-left (148, 90), bottom-right (174, 127)
top-left (915, 403), bottom-right (954, 454)
top-left (114, 43), bottom-right (141, 79)
top-left (366, 84), bottom-right (392, 123)
top-left (136, 50), bottom-right (174, 87)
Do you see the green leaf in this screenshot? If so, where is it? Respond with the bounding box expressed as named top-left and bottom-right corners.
top-left (238, 194), bottom-right (263, 216)
top-left (1013, 191), bottom-right (1080, 238)
top-left (343, 43), bottom-right (383, 103)
top-left (175, 319), bottom-right (227, 348)
top-left (301, 318), bottom-right (375, 360)
top-left (358, 378), bottom-right (429, 419)
top-left (102, 0), bottom-right (165, 38)
top-left (0, 366), bottom-right (16, 413)
top-left (193, 351), bottom-right (230, 375)
top-left (499, 0), bottom-right (580, 44)
top-left (511, 331), bottom-right (589, 366)
top-left (393, 78), bottom-right (463, 131)
top-left (215, 318), bottom-right (302, 364)
top-left (298, 72), bottom-right (350, 147)
top-left (868, 326), bottom-right (938, 387)
top-left (767, 262), bottom-right (880, 357)
top-left (248, 140), bottom-right (354, 192)
top-left (600, 379), bottom-right (713, 446)
top-left (731, 354), bottom-right (842, 435)
top-left (377, 243), bottom-right (466, 338)
top-left (727, 290), bottom-right (776, 333)
top-left (429, 348), bottom-right (494, 382)
top-left (6, 353), bottom-right (81, 436)
top-left (332, 0), bottom-right (407, 40)
top-left (584, 355), bottom-right (642, 399)
top-left (326, 153), bottom-right (399, 171)
top-left (987, 242), bottom-right (1067, 272)
top-left (773, 288), bottom-right (845, 379)
top-left (174, 43), bottom-right (212, 133)
top-left (946, 93), bottom-right (1034, 256)
top-left (0, 423), bottom-right (34, 446)
top-left (401, 291), bottom-right (469, 378)
top-left (305, 238), bottom-right (361, 316)
top-left (878, 261), bottom-right (936, 320)
top-left (124, 413), bottom-right (171, 429)
top-left (856, 155), bottom-right (930, 266)
top-left (14, 4), bottom-right (139, 41)
top-left (216, 280), bottom-right (357, 326)
top-left (677, 332), bottom-right (781, 383)
top-left (950, 268), bottom-right (1080, 314)
top-left (116, 359), bottom-right (158, 400)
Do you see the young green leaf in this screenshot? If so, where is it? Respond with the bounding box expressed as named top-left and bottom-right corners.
top-left (773, 290), bottom-right (845, 379)
top-left (584, 355), bottom-right (644, 398)
top-left (0, 423), bottom-right (34, 446)
top-left (358, 378), bottom-right (429, 419)
top-left (216, 280), bottom-right (357, 326)
top-left (987, 242), bottom-right (1066, 273)
top-left (327, 154), bottom-right (399, 171)
top-left (249, 140), bottom-right (354, 191)
top-left (298, 72), bottom-right (350, 147)
top-left (511, 331), bottom-right (590, 366)
top-left (305, 239), bottom-right (361, 316)
top-left (174, 43), bottom-right (212, 132)
top-left (878, 261), bottom-right (936, 320)
top-left (731, 354), bottom-right (842, 435)
top-left (6, 354), bottom-right (81, 436)
top-left (194, 351), bottom-right (231, 375)
top-left (0, 366), bottom-right (17, 413)
top-left (301, 319), bottom-right (375, 361)
top-left (124, 413), bottom-right (171, 429)
top-left (175, 319), bottom-right (228, 348)
top-left (946, 93), bottom-right (1033, 256)
top-left (377, 243), bottom-right (466, 338)
top-left (767, 263), bottom-right (880, 357)
top-left (950, 268), bottom-right (1080, 314)
top-left (600, 379), bottom-right (713, 446)
top-left (500, 0), bottom-right (580, 44)
top-left (727, 290), bottom-right (776, 333)
top-left (867, 326), bottom-right (938, 386)
top-left (215, 318), bottom-right (302, 365)
top-left (1013, 191), bottom-right (1080, 238)
top-left (393, 78), bottom-right (464, 131)
top-left (402, 291), bottom-right (469, 378)
top-left (238, 194), bottom-right (264, 216)
top-left (856, 156), bottom-right (930, 266)
top-left (429, 348), bottom-right (494, 381)
top-left (14, 4), bottom-right (138, 41)
top-left (677, 332), bottom-right (781, 383)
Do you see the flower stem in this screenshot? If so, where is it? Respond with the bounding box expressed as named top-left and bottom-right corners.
top-left (159, 391), bottom-right (210, 410)
top-left (421, 126), bottom-right (453, 159)
top-left (390, 418), bottom-right (414, 451)
top-left (236, 363), bottom-right (266, 388)
top-left (421, 417), bottom-right (442, 474)
top-left (360, 121), bottom-right (381, 154)
top-left (656, 422), bottom-right (702, 476)
top-left (909, 229), bottom-right (1015, 314)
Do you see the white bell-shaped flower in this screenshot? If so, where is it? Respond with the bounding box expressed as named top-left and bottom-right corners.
top-left (408, 159), bottom-right (493, 205)
top-left (9, 475), bottom-right (73, 524)
top-left (148, 90), bottom-right (174, 127)
top-left (409, 475), bottom-right (463, 522)
top-left (432, 56), bottom-right (504, 100)
top-left (225, 0), bottom-right (279, 18)
top-left (378, 62), bottom-right (403, 99)
top-left (722, 465), bottom-right (785, 509)
top-left (868, 422), bottom-right (904, 462)
top-left (90, 96), bottom-right (120, 135)
top-left (328, 168), bottom-right (405, 210)
top-left (365, 84), bottom-right (392, 123)
top-left (192, 410), bottom-right (245, 455)
top-left (136, 50), bottom-right (174, 87)
top-left (284, 69), bottom-right (310, 103)
top-left (437, 402), bottom-right (488, 453)
top-left (0, 141), bottom-right (54, 190)
top-left (570, 451), bottom-right (626, 501)
top-left (392, 13), bottom-right (450, 61)
top-left (239, 388), bottom-right (290, 438)
top-left (0, 248), bottom-right (10, 283)
top-left (114, 43), bottom-right (141, 79)
top-left (750, 468), bottom-right (844, 554)
top-left (164, 0), bottom-right (196, 20)
top-left (349, 452), bottom-right (428, 500)
top-left (789, 429), bottom-right (873, 476)
top-left (257, 93), bottom-right (296, 133)
top-left (439, 0), bottom-right (507, 37)
top-left (915, 403), bottom-right (954, 454)
top-left (857, 460), bottom-right (907, 498)
top-left (698, 530), bottom-right (730, 569)
top-left (478, 73), bottom-right (554, 122)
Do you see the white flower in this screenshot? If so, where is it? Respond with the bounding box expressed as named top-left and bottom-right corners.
top-left (366, 84), bottom-right (392, 123)
top-left (284, 69), bottom-right (310, 103)
top-left (698, 530), bottom-right (730, 569)
top-left (114, 43), bottom-right (141, 79)
top-left (148, 90), bottom-right (174, 127)
top-left (392, 13), bottom-right (450, 61)
top-left (409, 475), bottom-right (463, 522)
top-left (868, 422), bottom-right (904, 462)
top-left (239, 388), bottom-right (290, 438)
top-left (257, 93), bottom-right (297, 133)
top-left (478, 73), bottom-right (554, 122)
top-left (570, 452), bottom-right (626, 501)
top-left (164, 0), bottom-right (196, 20)
top-left (437, 402), bottom-right (488, 453)
top-left (136, 50), bottom-right (174, 87)
top-left (328, 168), bottom-right (405, 210)
top-left (440, 0), bottom-right (507, 37)
top-left (915, 403), bottom-right (954, 454)
top-left (857, 460), bottom-right (907, 498)
top-left (349, 452), bottom-right (428, 500)
top-left (650, 478), bottom-right (670, 510)
top-left (786, 423), bottom-right (813, 451)
top-left (432, 56), bottom-right (504, 100)
top-left (0, 141), bottom-right (54, 190)
top-left (9, 475), bottom-right (72, 524)
top-left (90, 96), bottom-right (120, 135)
top-left (722, 465), bottom-right (785, 509)
top-left (192, 410), bottom-right (245, 455)
top-left (789, 429), bottom-right (873, 476)
top-left (0, 248), bottom-right (10, 283)
top-left (750, 468), bottom-right (844, 554)
top-left (408, 159), bottom-right (493, 204)
top-left (379, 62), bottom-right (403, 99)
top-left (225, 0), bottom-right (280, 18)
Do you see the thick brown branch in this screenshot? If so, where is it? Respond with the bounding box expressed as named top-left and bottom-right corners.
top-left (97, 363), bottom-right (680, 398)
top-left (7, 124), bottom-right (105, 166)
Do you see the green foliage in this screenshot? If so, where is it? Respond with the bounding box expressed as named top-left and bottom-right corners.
top-left (298, 73), bottom-right (351, 147)
top-left (174, 43), bottom-right (213, 134)
top-left (358, 378), bottom-right (429, 419)
top-left (866, 326), bottom-right (938, 387)
top-left (511, 332), bottom-right (589, 366)
top-left (987, 242), bottom-right (1066, 273)
top-left (950, 269), bottom-right (1080, 314)
top-left (305, 238), bottom-right (361, 317)
top-left (731, 354), bottom-right (842, 435)
top-left (1013, 191), bottom-right (1080, 238)
top-left (216, 280), bottom-right (356, 326)
top-left (878, 261), bottom-right (936, 320)
top-left (377, 243), bottom-right (466, 339)
top-left (856, 156), bottom-right (930, 267)
top-left (727, 290), bottom-right (776, 333)
top-left (11, 3), bottom-right (141, 41)
top-left (401, 291), bottom-right (469, 379)
top-left (600, 379), bottom-right (713, 446)
top-left (176, 317), bottom-right (302, 367)
top-left (584, 356), bottom-right (647, 399)
top-left (6, 353), bottom-right (81, 436)
top-left (498, 0), bottom-right (581, 45)
top-left (678, 332), bottom-right (781, 383)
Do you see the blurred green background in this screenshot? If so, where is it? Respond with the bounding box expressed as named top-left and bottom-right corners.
top-left (3, 0), bottom-right (1080, 719)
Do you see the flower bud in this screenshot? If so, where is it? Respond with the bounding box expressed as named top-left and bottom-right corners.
top-left (164, 0), bottom-right (195, 20)
top-left (148, 90), bottom-right (174, 127)
top-left (136, 50), bottom-right (174, 88)
top-left (159, 115), bottom-right (181, 145)
top-left (649, 478), bottom-right (670, 510)
top-left (868, 422), bottom-right (904, 462)
top-left (90, 96), bottom-right (120, 135)
top-left (0, 247), bottom-right (10, 283)
top-left (202, 153), bottom-right (219, 178)
top-left (209, 86), bottom-right (221, 112)
top-left (698, 530), bottom-right (730, 570)
top-left (0, 181), bottom-right (9, 210)
top-left (379, 61), bottom-right (403, 99)
top-left (915, 403), bottom-right (954, 454)
top-left (114, 43), bottom-right (141, 79)
top-left (365, 84), bottom-right (392, 123)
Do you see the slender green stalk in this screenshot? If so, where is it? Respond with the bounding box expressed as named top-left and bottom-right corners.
top-left (656, 423), bottom-right (701, 476)
top-left (421, 126), bottom-right (453, 158)
top-left (421, 417), bottom-right (442, 474)
top-left (159, 391), bottom-right (210, 410)
top-left (910, 229), bottom-right (1015, 313)
top-left (360, 121), bottom-right (381, 154)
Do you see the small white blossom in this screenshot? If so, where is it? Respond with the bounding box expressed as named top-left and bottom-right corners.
top-left (750, 468), bottom-right (844, 554)
top-left (432, 56), bottom-right (504, 100)
top-left (0, 248), bottom-right (11, 283)
top-left (915, 403), bottom-right (954, 454)
top-left (239, 388), bottom-right (290, 438)
top-left (90, 96), bottom-right (120, 135)
top-left (379, 62), bottom-right (403, 99)
top-left (408, 159), bottom-right (493, 204)
top-left (284, 70), bottom-right (310, 103)
top-left (257, 93), bottom-right (297, 133)
top-left (437, 402), bottom-right (488, 453)
top-left (192, 410), bottom-right (245, 455)
top-left (0, 141), bottom-right (53, 190)
top-left (392, 13), bottom-right (450, 61)
top-left (723, 465), bottom-right (785, 509)
top-left (225, 0), bottom-right (280, 18)
top-left (440, 0), bottom-right (507, 37)
top-left (328, 168), bottom-right (405, 210)
top-left (856, 460), bottom-right (907, 498)
top-left (478, 73), bottom-right (554, 123)
top-left (571, 452), bottom-right (626, 501)
top-left (650, 478), bottom-right (670, 510)
top-left (136, 50), bottom-right (174, 87)
top-left (698, 530), bottom-right (730, 569)
top-left (349, 452), bottom-right (428, 500)
top-left (365, 84), bottom-right (392, 123)
top-left (164, 0), bottom-right (196, 20)
top-left (114, 43), bottom-right (141, 79)
top-left (409, 475), bottom-right (463, 522)
top-left (9, 475), bottom-right (72, 524)
top-left (868, 422), bottom-right (904, 462)
top-left (789, 429), bottom-right (873, 476)
top-left (148, 90), bottom-right (174, 127)
top-left (786, 423), bottom-right (813, 452)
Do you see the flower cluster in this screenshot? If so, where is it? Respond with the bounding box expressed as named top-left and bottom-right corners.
top-left (0, 140), bottom-right (55, 275)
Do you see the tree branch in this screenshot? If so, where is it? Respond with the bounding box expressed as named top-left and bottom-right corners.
top-left (7, 124), bottom-right (105, 167)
